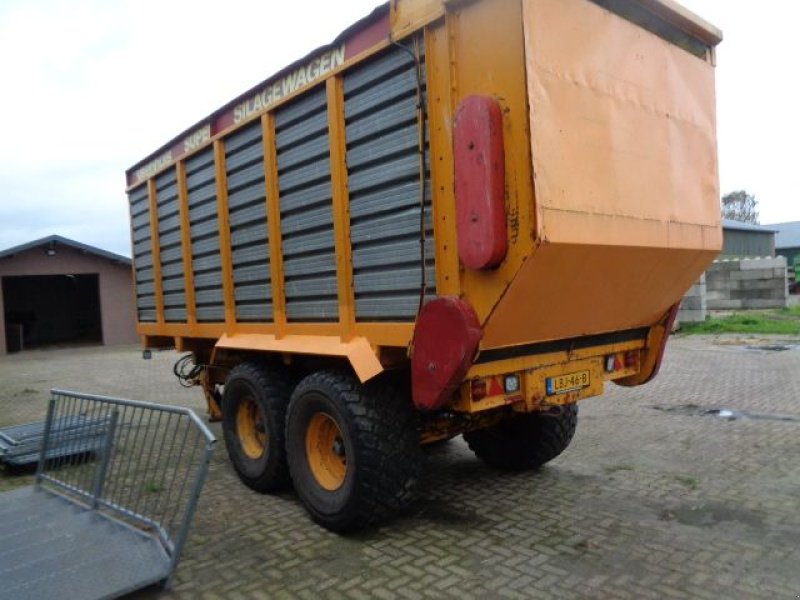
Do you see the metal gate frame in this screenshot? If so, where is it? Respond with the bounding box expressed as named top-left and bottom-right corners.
top-left (34, 389), bottom-right (216, 579)
top-left (1, 389), bottom-right (216, 599)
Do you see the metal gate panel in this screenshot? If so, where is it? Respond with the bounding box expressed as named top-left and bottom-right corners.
top-left (186, 148), bottom-right (224, 322)
top-left (276, 86), bottom-right (338, 322)
top-left (155, 168), bottom-right (187, 323)
top-left (228, 188), bottom-right (266, 216)
top-left (344, 40), bottom-right (436, 321)
top-left (128, 184), bottom-right (156, 322)
top-left (0, 390), bottom-right (215, 600)
top-left (187, 182), bottom-right (217, 207)
top-left (224, 121), bottom-right (273, 322)
top-left (0, 487), bottom-right (172, 600)
top-left (187, 218), bottom-right (219, 240)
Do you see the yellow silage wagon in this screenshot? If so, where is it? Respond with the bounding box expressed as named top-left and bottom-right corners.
top-left (126, 0), bottom-right (722, 531)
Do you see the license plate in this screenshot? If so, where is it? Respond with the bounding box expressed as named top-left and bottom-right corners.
top-left (546, 370), bottom-right (590, 395)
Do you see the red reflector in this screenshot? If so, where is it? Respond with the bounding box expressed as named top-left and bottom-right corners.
top-left (488, 376), bottom-right (504, 396)
top-left (624, 351), bottom-right (638, 368)
top-left (471, 379), bottom-right (487, 400)
top-left (454, 95), bottom-right (507, 270)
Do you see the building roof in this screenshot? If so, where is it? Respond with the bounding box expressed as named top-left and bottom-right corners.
top-left (0, 235), bottom-right (131, 265)
top-left (768, 221), bottom-right (800, 249)
top-left (721, 219), bottom-right (777, 233)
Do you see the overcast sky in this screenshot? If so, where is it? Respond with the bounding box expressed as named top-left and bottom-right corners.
top-left (0, 0), bottom-right (796, 257)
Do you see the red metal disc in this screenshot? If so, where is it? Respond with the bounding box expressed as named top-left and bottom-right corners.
top-left (411, 297), bottom-right (482, 411)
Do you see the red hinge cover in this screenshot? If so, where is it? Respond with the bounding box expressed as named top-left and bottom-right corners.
top-left (453, 95), bottom-right (507, 270)
top-left (411, 297), bottom-right (482, 412)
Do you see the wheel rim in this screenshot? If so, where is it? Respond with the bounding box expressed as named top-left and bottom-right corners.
top-left (236, 396), bottom-right (266, 459)
top-left (305, 412), bottom-right (347, 491)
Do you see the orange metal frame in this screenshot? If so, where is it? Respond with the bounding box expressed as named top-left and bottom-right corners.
top-left (133, 3), bottom-right (449, 372)
top-left (129, 0), bottom-right (721, 397)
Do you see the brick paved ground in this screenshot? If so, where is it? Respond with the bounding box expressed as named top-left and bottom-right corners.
top-left (1, 336), bottom-right (799, 599)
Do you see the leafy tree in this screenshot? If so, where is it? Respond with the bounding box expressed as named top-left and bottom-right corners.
top-left (721, 190), bottom-right (759, 224)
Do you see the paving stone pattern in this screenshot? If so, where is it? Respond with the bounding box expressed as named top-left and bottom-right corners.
top-left (1, 337), bottom-right (799, 599)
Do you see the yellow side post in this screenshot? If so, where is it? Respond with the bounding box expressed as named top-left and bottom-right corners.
top-left (424, 23), bottom-right (460, 297)
top-left (176, 161), bottom-right (197, 327)
top-left (326, 76), bottom-right (356, 341)
top-left (263, 113), bottom-right (288, 338)
top-left (147, 178), bottom-right (165, 330)
top-left (214, 140), bottom-right (237, 330)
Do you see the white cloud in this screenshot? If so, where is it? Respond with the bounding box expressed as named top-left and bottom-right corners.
top-left (0, 0), bottom-right (797, 260)
top-left (0, 0), bottom-right (378, 255)
top-left (680, 0), bottom-right (800, 224)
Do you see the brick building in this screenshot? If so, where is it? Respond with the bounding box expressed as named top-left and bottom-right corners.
top-left (0, 235), bottom-right (137, 353)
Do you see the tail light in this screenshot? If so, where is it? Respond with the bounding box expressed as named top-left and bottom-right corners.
top-left (606, 352), bottom-right (638, 372)
top-left (470, 379), bottom-right (488, 400)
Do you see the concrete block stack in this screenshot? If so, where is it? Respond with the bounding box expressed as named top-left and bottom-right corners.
top-left (678, 274), bottom-right (707, 323)
top-left (705, 257), bottom-right (788, 310)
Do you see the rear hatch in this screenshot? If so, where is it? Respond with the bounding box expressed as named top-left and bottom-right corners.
top-left (481, 0), bottom-right (723, 349)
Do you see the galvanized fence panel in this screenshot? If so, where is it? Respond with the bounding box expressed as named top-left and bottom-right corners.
top-left (156, 167), bottom-right (188, 323)
top-left (129, 183), bottom-right (157, 323)
top-left (275, 84), bottom-right (339, 322)
top-left (224, 120), bottom-right (274, 322)
top-left (186, 146), bottom-right (225, 322)
top-left (344, 38), bottom-right (437, 321)
top-left (36, 389), bottom-right (216, 570)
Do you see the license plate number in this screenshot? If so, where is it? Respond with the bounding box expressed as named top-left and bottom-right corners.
top-left (546, 370), bottom-right (590, 395)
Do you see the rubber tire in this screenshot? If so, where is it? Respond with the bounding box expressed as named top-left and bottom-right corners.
top-left (464, 405), bottom-right (578, 471)
top-left (222, 361), bottom-right (292, 493)
top-left (285, 370), bottom-right (422, 533)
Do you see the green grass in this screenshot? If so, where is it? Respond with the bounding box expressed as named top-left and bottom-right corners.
top-left (673, 474), bottom-right (700, 490)
top-left (604, 464), bottom-right (635, 475)
top-left (680, 305), bottom-right (800, 335)
top-left (143, 481), bottom-right (163, 494)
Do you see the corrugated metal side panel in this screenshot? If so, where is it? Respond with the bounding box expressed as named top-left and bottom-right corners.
top-left (276, 86), bottom-right (338, 321)
top-left (344, 40), bottom-right (436, 321)
top-left (721, 229), bottom-right (775, 258)
top-left (154, 168), bottom-right (187, 322)
top-left (224, 122), bottom-right (273, 322)
top-left (128, 184), bottom-right (156, 322)
top-left (186, 148), bottom-right (224, 322)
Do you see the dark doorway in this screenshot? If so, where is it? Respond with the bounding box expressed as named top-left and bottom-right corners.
top-left (2, 274), bottom-right (102, 352)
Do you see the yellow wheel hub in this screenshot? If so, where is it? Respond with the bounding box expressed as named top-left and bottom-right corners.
top-left (306, 412), bottom-right (347, 491)
top-left (236, 397), bottom-right (266, 459)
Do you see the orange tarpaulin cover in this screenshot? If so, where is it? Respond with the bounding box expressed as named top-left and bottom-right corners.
top-left (525, 0), bottom-right (720, 250)
top-left (482, 0), bottom-right (721, 347)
